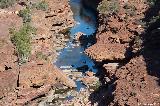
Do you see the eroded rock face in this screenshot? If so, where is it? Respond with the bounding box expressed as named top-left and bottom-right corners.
top-left (102, 57), bottom-right (160, 106)
top-left (82, 76), bottom-right (99, 86)
top-left (85, 42), bottom-right (127, 61)
top-left (86, 0), bottom-right (160, 105)
top-left (19, 62), bottom-right (56, 88)
top-left (0, 10), bottom-right (22, 72)
top-left (112, 56), bottom-right (160, 105)
top-left (0, 10), bottom-right (22, 101)
top-left (85, 0), bottom-right (146, 61)
top-left (16, 0), bottom-right (76, 103)
top-left (0, 0), bottom-right (76, 105)
top-left (31, 0), bottom-right (75, 62)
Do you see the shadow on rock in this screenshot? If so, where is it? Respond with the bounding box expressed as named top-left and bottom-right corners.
top-left (142, 0), bottom-right (160, 85)
top-left (88, 65), bottom-right (116, 106)
top-left (79, 34), bottom-right (97, 49)
top-left (88, 0), bottom-right (160, 105)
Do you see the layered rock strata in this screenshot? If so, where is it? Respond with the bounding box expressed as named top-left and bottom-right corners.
top-left (0, 0), bottom-right (76, 105)
top-left (86, 0), bottom-right (160, 105)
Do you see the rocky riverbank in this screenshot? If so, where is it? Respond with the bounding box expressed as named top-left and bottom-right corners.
top-left (1, 0), bottom-right (160, 106)
top-left (0, 0), bottom-right (76, 105)
top-left (85, 0), bottom-right (160, 105)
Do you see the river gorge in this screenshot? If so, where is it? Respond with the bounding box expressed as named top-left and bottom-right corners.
top-left (1, 0), bottom-right (160, 105)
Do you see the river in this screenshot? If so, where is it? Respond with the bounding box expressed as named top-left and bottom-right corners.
top-left (53, 0), bottom-right (98, 102)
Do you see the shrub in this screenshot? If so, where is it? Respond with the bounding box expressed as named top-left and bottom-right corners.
top-left (147, 0), bottom-right (157, 5)
top-left (35, 1), bottom-right (48, 11)
top-left (0, 0), bottom-right (17, 9)
top-left (10, 24), bottom-right (36, 63)
top-left (36, 52), bottom-right (48, 60)
top-left (124, 4), bottom-right (136, 17)
top-left (94, 81), bottom-right (101, 90)
top-left (18, 7), bottom-right (31, 23)
top-left (58, 27), bottom-right (71, 35)
top-left (97, 0), bottom-right (119, 15)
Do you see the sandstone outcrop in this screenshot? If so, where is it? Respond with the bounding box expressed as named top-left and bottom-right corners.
top-left (0, 0), bottom-right (76, 105)
top-left (0, 10), bottom-right (22, 102)
top-left (19, 62), bottom-right (57, 88)
top-left (85, 42), bottom-right (127, 61)
top-left (31, 0), bottom-right (75, 61)
top-left (85, 0), bottom-right (146, 61)
top-left (85, 0), bottom-right (160, 105)
top-left (112, 56), bottom-right (160, 105)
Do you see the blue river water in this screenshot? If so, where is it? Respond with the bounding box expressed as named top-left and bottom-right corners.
top-left (54, 0), bottom-right (98, 78)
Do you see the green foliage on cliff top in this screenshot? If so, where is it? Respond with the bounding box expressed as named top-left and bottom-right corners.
top-left (124, 3), bottom-right (136, 17)
top-left (0, 0), bottom-right (17, 9)
top-left (35, 1), bottom-right (48, 11)
top-left (97, 0), bottom-right (119, 15)
top-left (18, 7), bottom-right (32, 23)
top-left (10, 24), bottom-right (36, 63)
top-left (36, 52), bottom-right (48, 60)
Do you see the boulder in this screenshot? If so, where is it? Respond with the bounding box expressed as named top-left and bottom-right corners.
top-left (16, 84), bottom-right (52, 105)
top-left (85, 43), bottom-right (127, 61)
top-left (19, 62), bottom-right (76, 88)
top-left (85, 71), bottom-right (95, 77)
top-left (103, 63), bottom-right (119, 70)
top-left (74, 32), bottom-right (86, 41)
top-left (81, 76), bottom-right (99, 86)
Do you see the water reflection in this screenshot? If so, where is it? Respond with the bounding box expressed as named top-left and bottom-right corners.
top-left (70, 0), bottom-right (97, 35)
